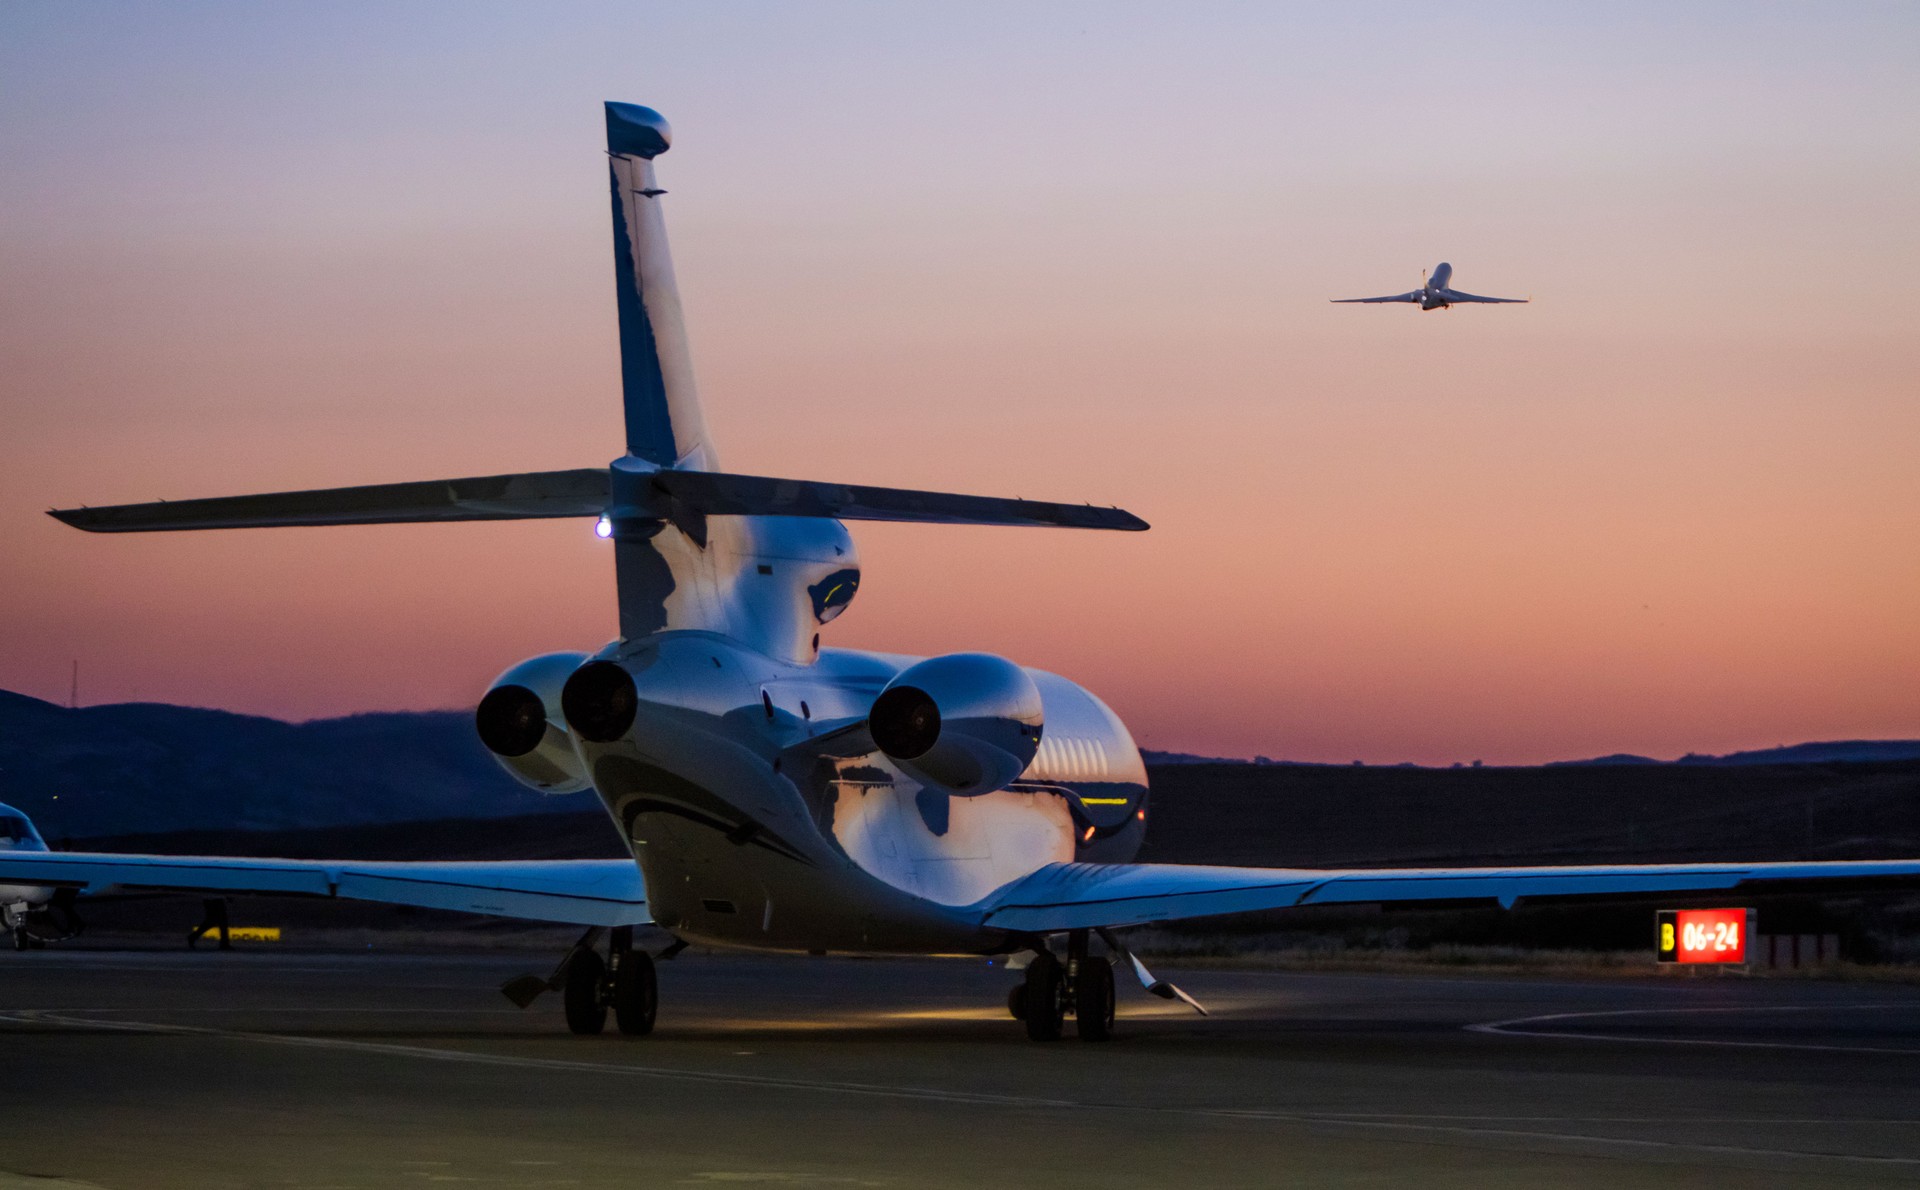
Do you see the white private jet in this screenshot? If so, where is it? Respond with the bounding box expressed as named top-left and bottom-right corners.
top-left (7, 104), bottom-right (1918, 1041)
top-left (1333, 262), bottom-right (1528, 310)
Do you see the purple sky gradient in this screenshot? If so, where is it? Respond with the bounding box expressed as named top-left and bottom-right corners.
top-left (3, 3), bottom-right (1916, 762)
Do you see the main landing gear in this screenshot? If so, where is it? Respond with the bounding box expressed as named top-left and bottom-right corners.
top-left (187, 898), bottom-right (231, 950)
top-left (1008, 929), bottom-right (1114, 1042)
top-left (503, 926), bottom-right (666, 1036)
top-left (563, 927), bottom-right (657, 1036)
top-left (5, 898), bottom-right (72, 951)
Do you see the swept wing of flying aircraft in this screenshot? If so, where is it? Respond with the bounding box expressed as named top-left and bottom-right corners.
top-left (1333, 261), bottom-right (1528, 310)
top-left (8, 104), bottom-right (1918, 1042)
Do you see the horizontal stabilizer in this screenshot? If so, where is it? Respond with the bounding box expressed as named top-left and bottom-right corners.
top-left (646, 469), bottom-right (1148, 531)
top-left (50, 469), bottom-right (610, 532)
top-left (52, 467), bottom-right (1147, 534)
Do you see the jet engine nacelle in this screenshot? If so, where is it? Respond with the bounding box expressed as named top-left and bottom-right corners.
top-left (868, 653), bottom-right (1043, 796)
top-left (474, 652), bottom-right (592, 794)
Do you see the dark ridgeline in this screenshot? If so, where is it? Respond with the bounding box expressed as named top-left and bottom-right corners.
top-left (1135, 760), bottom-right (1920, 868)
top-left (0, 689), bottom-right (557, 840)
top-left (6, 688), bottom-right (1917, 869)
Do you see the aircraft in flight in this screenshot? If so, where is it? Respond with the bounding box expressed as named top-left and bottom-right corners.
top-left (1332, 262), bottom-right (1528, 310)
top-left (6, 104), bottom-right (1918, 1041)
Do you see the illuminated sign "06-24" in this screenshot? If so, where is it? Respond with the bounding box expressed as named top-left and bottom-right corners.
top-left (1655, 908), bottom-right (1752, 965)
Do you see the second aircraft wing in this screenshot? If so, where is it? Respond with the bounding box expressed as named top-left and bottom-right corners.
top-left (1330, 290), bottom-right (1424, 304)
top-left (0, 851), bottom-right (650, 928)
top-left (1436, 288), bottom-right (1528, 304)
top-left (978, 859), bottom-right (1920, 933)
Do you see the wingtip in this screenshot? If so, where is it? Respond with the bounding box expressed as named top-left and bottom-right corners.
top-left (47, 508), bottom-right (98, 531)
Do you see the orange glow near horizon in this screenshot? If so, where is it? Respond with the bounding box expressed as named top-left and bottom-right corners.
top-left (2, 6), bottom-right (1916, 765)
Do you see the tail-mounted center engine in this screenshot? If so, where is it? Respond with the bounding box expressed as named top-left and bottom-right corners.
top-left (475, 653), bottom-right (592, 794)
top-left (868, 653), bottom-right (1043, 795)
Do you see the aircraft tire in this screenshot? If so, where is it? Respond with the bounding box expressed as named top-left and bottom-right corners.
top-left (563, 948), bottom-right (608, 1036)
top-left (1074, 955), bottom-right (1115, 1042)
top-left (11, 929), bottom-right (26, 952)
top-left (613, 949), bottom-right (657, 1036)
top-left (1022, 953), bottom-right (1064, 1041)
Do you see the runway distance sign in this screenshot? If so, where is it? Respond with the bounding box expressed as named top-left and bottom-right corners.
top-left (1655, 908), bottom-right (1751, 964)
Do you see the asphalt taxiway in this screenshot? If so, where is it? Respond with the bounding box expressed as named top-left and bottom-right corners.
top-left (3, 950), bottom-right (1920, 1188)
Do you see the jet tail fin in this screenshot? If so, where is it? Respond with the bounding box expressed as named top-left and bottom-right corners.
top-left (606, 102), bottom-right (713, 469)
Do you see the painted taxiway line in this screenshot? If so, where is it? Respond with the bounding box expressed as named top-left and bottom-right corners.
top-left (0, 1010), bottom-right (1076, 1109)
top-left (1210, 1112), bottom-right (1920, 1169)
top-left (1465, 1002), bottom-right (1920, 1057)
top-left (6, 1008), bottom-right (1919, 1170)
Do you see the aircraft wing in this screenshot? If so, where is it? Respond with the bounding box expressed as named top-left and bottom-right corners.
top-left (1436, 288), bottom-right (1528, 304)
top-left (0, 852), bottom-right (649, 928)
top-left (1330, 290), bottom-right (1423, 304)
top-left (978, 859), bottom-right (1920, 933)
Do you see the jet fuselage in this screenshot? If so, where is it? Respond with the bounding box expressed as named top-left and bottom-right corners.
top-left (540, 627), bottom-right (1148, 954)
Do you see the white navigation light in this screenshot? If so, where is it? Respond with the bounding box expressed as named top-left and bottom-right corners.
top-left (596, 515), bottom-right (613, 539)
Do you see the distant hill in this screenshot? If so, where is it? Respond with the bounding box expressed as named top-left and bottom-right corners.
top-left (1141, 750), bottom-right (1248, 765)
top-left (1551, 740), bottom-right (1920, 767)
top-left (1159, 741), bottom-right (1920, 769)
top-left (1136, 759), bottom-right (1920, 868)
top-left (0, 690), bottom-right (574, 839)
top-left (65, 761), bottom-right (1920, 873)
top-left (4, 687), bottom-right (1917, 840)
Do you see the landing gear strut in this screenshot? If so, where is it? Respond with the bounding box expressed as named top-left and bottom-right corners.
top-left (558, 926), bottom-right (658, 1037)
top-left (187, 898), bottom-right (231, 950)
top-left (1011, 929), bottom-right (1114, 1042)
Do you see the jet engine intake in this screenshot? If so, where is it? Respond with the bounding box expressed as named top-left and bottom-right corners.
top-left (475, 653), bottom-right (591, 793)
top-left (869, 653), bottom-right (1042, 795)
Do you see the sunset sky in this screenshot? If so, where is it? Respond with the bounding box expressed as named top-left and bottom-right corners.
top-left (3, 3), bottom-right (1916, 764)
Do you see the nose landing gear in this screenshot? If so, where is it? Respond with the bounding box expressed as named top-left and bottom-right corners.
top-left (1009, 929), bottom-right (1114, 1041)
